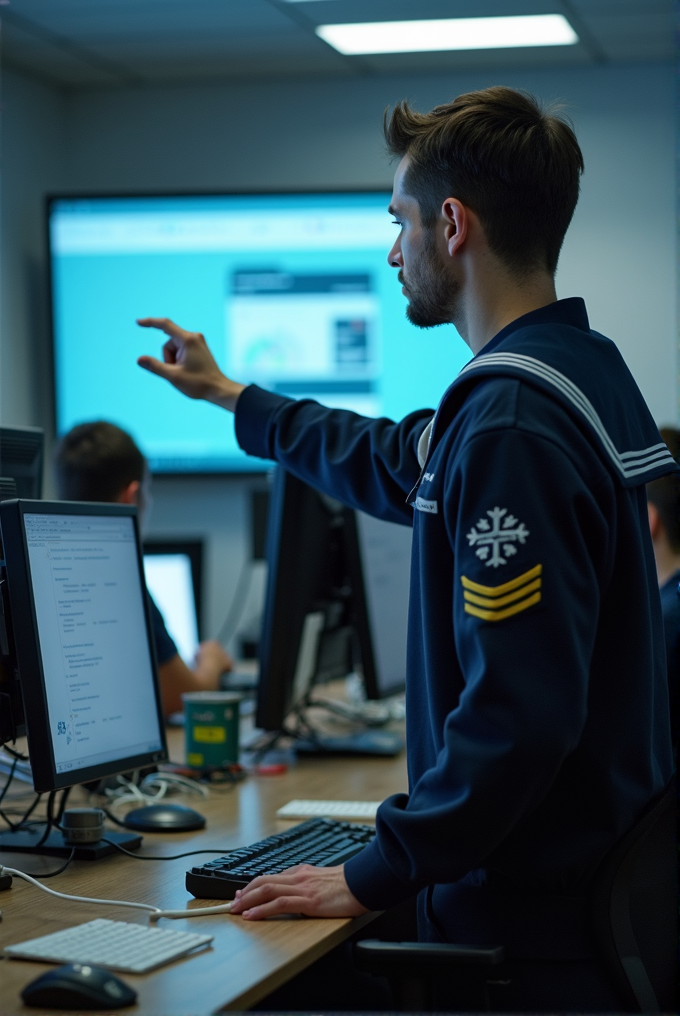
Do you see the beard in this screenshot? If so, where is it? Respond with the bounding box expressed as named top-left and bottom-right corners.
top-left (401, 232), bottom-right (460, 329)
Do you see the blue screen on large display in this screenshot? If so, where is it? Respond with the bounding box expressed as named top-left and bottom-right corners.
top-left (49, 193), bottom-right (471, 473)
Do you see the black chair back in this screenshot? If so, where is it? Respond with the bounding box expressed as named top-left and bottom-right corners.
top-left (590, 777), bottom-right (677, 1012)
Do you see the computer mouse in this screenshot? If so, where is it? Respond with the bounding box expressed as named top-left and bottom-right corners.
top-left (123, 802), bottom-right (206, 832)
top-left (21, 963), bottom-right (137, 1009)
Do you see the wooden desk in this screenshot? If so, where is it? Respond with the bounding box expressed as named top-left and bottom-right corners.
top-left (0, 729), bottom-right (407, 1013)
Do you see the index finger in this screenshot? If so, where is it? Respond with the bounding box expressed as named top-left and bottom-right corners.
top-left (236, 866), bottom-right (307, 897)
top-left (136, 317), bottom-right (196, 341)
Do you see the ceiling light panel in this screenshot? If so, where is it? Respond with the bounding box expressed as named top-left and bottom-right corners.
top-left (315, 14), bottom-right (579, 55)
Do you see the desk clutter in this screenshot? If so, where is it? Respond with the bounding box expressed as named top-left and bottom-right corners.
top-left (0, 725), bottom-right (407, 1011)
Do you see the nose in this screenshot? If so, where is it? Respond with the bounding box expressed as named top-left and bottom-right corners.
top-left (387, 237), bottom-right (403, 269)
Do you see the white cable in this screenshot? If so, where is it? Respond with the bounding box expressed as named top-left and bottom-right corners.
top-left (1, 865), bottom-right (160, 916)
top-left (150, 903), bottom-right (232, 921)
top-left (104, 772), bottom-right (208, 810)
top-left (142, 773), bottom-right (209, 798)
top-left (1, 865), bottom-right (234, 922)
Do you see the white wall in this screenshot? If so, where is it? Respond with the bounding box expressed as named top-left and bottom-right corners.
top-left (0, 70), bottom-right (67, 434)
top-left (63, 62), bottom-right (677, 425)
top-left (1, 60), bottom-right (677, 646)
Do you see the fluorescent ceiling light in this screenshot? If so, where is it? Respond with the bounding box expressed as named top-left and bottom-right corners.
top-left (316, 15), bottom-right (579, 55)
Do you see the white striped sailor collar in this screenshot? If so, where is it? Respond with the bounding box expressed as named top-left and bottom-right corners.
top-left (408, 297), bottom-right (676, 501)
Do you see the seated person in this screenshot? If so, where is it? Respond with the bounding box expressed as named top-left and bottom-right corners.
top-left (647, 426), bottom-right (680, 756)
top-left (54, 421), bottom-right (232, 717)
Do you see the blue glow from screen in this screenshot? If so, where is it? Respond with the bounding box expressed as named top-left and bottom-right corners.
top-left (50, 193), bottom-right (471, 473)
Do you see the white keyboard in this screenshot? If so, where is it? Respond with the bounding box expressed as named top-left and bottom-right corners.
top-left (276, 799), bottom-right (380, 820)
top-left (5, 918), bottom-right (213, 974)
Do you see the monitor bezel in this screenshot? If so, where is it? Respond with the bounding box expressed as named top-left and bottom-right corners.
top-left (45, 187), bottom-right (392, 478)
top-left (0, 499), bottom-right (168, 793)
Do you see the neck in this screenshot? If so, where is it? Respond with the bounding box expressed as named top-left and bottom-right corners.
top-left (653, 540), bottom-right (680, 587)
top-left (453, 263), bottom-right (558, 355)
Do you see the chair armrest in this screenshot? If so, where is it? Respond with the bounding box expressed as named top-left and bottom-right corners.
top-left (354, 939), bottom-right (504, 976)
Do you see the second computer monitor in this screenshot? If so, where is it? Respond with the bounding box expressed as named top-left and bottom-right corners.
top-left (143, 540), bottom-right (203, 665)
top-left (256, 468), bottom-right (411, 732)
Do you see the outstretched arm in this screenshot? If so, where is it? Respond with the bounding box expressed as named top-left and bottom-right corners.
top-left (137, 318), bottom-right (245, 411)
top-left (138, 316), bottom-right (432, 524)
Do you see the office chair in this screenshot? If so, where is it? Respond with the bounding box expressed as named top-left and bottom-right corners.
top-left (355, 777), bottom-right (677, 1013)
top-left (589, 775), bottom-right (677, 1013)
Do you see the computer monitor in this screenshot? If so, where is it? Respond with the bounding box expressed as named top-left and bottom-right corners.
top-left (47, 192), bottom-right (470, 474)
top-left (0, 425), bottom-right (44, 500)
top-left (255, 468), bottom-right (411, 733)
top-left (143, 540), bottom-right (203, 665)
top-left (0, 500), bottom-right (167, 793)
top-left (0, 426), bottom-right (44, 744)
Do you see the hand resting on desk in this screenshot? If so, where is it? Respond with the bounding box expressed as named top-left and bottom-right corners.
top-left (228, 864), bottom-right (368, 920)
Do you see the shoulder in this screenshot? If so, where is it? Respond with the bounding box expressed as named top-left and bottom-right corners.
top-left (451, 376), bottom-right (611, 490)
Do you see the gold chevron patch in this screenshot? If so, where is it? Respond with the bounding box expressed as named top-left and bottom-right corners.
top-left (461, 564), bottom-right (542, 622)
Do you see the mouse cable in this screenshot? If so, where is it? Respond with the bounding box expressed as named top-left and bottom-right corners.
top-left (1, 744), bottom-right (29, 762)
top-left (101, 837), bottom-right (238, 861)
top-left (0, 862), bottom-right (233, 922)
top-left (10, 848), bottom-right (76, 879)
top-left (0, 790), bottom-right (42, 832)
top-left (0, 755), bottom-right (17, 807)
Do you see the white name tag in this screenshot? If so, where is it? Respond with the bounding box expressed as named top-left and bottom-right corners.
top-left (414, 497), bottom-right (438, 514)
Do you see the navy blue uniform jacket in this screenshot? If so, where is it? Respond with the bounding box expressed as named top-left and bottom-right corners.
top-left (235, 299), bottom-right (675, 955)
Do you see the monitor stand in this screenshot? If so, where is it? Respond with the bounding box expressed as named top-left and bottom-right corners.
top-left (0, 825), bottom-right (142, 860)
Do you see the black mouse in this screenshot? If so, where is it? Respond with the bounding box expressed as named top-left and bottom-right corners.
top-left (123, 802), bottom-right (206, 832)
top-left (22, 963), bottom-right (137, 1009)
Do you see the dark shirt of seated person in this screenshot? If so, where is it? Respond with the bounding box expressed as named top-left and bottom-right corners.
top-left (53, 420), bottom-right (232, 717)
top-left (647, 427), bottom-right (680, 756)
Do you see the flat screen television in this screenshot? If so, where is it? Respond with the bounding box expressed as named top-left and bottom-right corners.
top-left (48, 192), bottom-right (470, 474)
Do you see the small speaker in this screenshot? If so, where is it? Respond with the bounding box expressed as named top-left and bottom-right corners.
top-left (61, 808), bottom-right (105, 844)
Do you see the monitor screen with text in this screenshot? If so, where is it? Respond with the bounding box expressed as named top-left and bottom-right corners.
top-left (24, 512), bottom-right (164, 778)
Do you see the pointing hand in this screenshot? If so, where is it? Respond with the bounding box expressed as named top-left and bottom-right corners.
top-left (137, 317), bottom-right (245, 412)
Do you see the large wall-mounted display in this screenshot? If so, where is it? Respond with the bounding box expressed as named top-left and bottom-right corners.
top-left (49, 193), bottom-right (470, 473)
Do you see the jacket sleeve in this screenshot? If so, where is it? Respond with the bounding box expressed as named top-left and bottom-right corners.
top-left (344, 426), bottom-right (614, 908)
top-left (234, 385), bottom-right (433, 525)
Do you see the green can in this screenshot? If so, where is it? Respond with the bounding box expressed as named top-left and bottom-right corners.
top-left (181, 691), bottom-right (242, 768)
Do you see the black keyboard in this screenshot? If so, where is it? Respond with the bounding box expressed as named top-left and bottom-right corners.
top-left (185, 818), bottom-right (375, 900)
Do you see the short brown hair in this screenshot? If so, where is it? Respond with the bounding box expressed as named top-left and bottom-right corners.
top-left (384, 86), bottom-right (584, 276)
top-left (647, 428), bottom-right (680, 552)
top-left (54, 421), bottom-right (145, 502)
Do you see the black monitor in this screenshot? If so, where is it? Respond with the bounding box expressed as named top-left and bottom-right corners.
top-left (255, 468), bottom-right (411, 734)
top-left (0, 500), bottom-right (167, 793)
top-left (0, 426), bottom-right (44, 744)
top-left (0, 425), bottom-right (44, 500)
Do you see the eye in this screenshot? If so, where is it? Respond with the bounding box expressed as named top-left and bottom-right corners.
top-left (391, 219), bottom-right (402, 227)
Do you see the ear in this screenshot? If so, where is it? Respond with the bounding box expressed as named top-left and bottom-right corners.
top-left (442, 198), bottom-right (468, 258)
top-left (647, 501), bottom-right (660, 539)
top-left (117, 480), bottom-right (141, 505)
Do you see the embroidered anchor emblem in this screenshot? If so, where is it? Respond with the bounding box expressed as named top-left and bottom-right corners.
top-left (467, 506), bottom-right (530, 568)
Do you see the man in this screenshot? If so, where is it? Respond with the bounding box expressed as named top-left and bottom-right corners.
top-left (137, 88), bottom-right (674, 1009)
top-left (54, 421), bottom-right (232, 717)
top-left (647, 426), bottom-right (680, 756)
